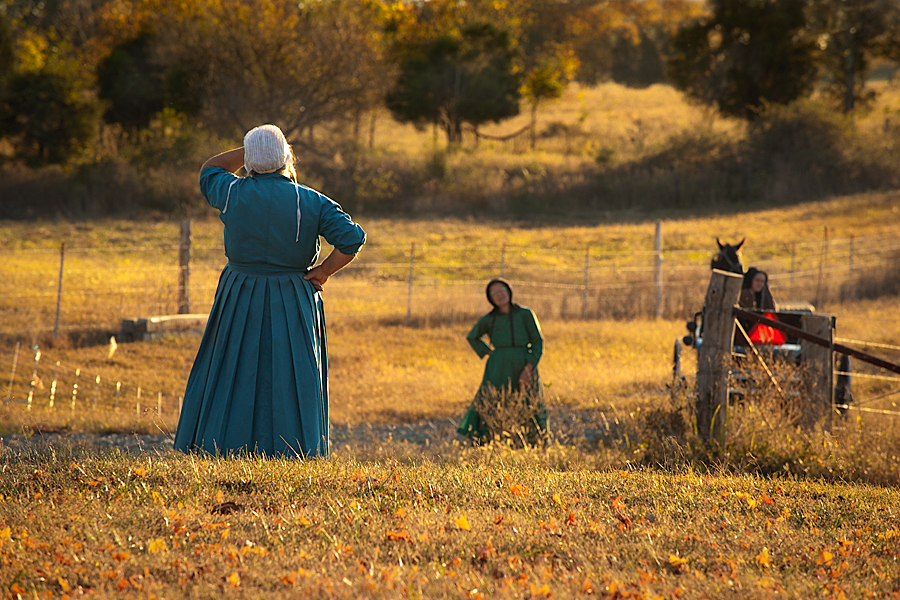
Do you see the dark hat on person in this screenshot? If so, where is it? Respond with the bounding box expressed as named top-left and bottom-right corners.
top-left (485, 278), bottom-right (513, 307)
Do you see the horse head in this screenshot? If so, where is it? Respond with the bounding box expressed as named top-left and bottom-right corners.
top-left (711, 237), bottom-right (744, 274)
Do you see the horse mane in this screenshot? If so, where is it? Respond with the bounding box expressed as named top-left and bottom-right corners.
top-left (710, 237), bottom-right (745, 274)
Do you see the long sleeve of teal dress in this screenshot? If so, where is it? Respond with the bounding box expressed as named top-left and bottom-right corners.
top-left (459, 307), bottom-right (547, 441)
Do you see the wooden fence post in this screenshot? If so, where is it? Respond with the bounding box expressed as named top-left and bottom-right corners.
top-left (54, 243), bottom-right (65, 339)
top-left (801, 314), bottom-right (835, 430)
top-left (581, 247), bottom-right (590, 320)
top-left (654, 221), bottom-right (663, 319)
top-left (695, 270), bottom-right (743, 442)
top-left (406, 242), bottom-right (415, 326)
top-left (178, 220), bottom-right (192, 314)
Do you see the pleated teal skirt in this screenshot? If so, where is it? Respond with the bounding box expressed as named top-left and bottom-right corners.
top-left (174, 263), bottom-right (328, 458)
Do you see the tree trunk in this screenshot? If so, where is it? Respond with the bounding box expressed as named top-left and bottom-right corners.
top-left (844, 33), bottom-right (858, 114)
top-left (530, 101), bottom-right (538, 150)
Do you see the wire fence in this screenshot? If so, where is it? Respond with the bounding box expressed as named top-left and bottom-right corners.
top-left (2, 222), bottom-right (900, 423)
top-left (1, 225), bottom-right (899, 340)
top-left (2, 341), bottom-right (182, 420)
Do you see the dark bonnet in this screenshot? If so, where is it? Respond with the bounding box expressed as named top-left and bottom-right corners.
top-left (485, 278), bottom-right (513, 308)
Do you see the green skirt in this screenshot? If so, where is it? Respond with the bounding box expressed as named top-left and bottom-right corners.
top-left (458, 347), bottom-right (547, 444)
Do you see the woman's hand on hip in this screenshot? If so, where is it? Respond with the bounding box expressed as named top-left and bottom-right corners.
top-left (304, 265), bottom-right (329, 291)
top-left (305, 248), bottom-right (356, 292)
top-left (518, 362), bottom-right (534, 387)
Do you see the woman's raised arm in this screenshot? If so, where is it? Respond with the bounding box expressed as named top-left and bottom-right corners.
top-left (201, 148), bottom-right (245, 175)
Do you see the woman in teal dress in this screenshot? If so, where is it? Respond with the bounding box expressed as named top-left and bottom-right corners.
top-left (174, 124), bottom-right (366, 458)
top-left (458, 279), bottom-right (547, 443)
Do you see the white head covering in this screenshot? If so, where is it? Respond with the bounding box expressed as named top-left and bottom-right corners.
top-left (243, 124), bottom-right (291, 174)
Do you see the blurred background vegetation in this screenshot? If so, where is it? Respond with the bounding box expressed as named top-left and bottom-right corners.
top-left (1, 0), bottom-right (899, 218)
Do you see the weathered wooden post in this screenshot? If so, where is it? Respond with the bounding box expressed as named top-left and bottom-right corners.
top-left (54, 243), bottom-right (65, 339)
top-left (654, 221), bottom-right (663, 319)
top-left (801, 314), bottom-right (835, 430)
top-left (178, 220), bottom-right (192, 314)
top-left (406, 242), bottom-right (415, 326)
top-left (581, 247), bottom-right (590, 320)
top-left (695, 269), bottom-right (743, 442)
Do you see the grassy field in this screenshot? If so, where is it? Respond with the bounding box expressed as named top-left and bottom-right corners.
top-left (1, 447), bottom-right (899, 599)
top-left (2, 189), bottom-right (899, 336)
top-left (3, 185), bottom-right (900, 596)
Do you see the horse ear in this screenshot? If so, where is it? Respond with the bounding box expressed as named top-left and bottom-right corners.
top-left (736, 238), bottom-right (745, 250)
top-left (716, 237), bottom-right (724, 250)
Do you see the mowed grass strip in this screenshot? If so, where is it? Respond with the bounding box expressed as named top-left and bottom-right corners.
top-left (0, 448), bottom-right (898, 599)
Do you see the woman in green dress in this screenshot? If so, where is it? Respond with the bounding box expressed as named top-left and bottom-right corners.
top-left (458, 279), bottom-right (547, 444)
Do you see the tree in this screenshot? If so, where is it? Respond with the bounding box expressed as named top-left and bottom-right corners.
top-left (156, 0), bottom-right (392, 143)
top-left (524, 0), bottom-right (704, 86)
top-left (97, 32), bottom-right (166, 130)
top-left (0, 13), bottom-right (13, 85)
top-left (667, 0), bottom-right (818, 120)
top-left (808, 0), bottom-right (900, 113)
top-left (521, 49), bottom-right (577, 149)
top-left (386, 19), bottom-right (521, 144)
top-left (0, 71), bottom-right (100, 165)
top-left (0, 6), bottom-right (102, 166)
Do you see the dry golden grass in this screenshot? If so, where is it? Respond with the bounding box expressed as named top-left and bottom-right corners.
top-left (0, 446), bottom-right (899, 599)
top-left (3, 81), bottom-right (900, 600)
top-left (2, 188), bottom-right (898, 336)
top-left (368, 79), bottom-right (900, 164)
top-left (371, 82), bottom-right (743, 163)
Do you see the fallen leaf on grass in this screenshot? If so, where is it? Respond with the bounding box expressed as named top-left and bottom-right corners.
top-left (580, 578), bottom-right (593, 594)
top-left (226, 571), bottom-right (240, 588)
top-left (755, 547), bottom-right (771, 568)
top-left (476, 541), bottom-right (494, 561)
top-left (615, 514), bottom-right (631, 529)
top-left (669, 555), bottom-right (688, 568)
top-left (385, 529), bottom-right (410, 542)
top-left (455, 515), bottom-right (470, 531)
top-left (816, 550), bottom-right (834, 565)
top-left (211, 501), bottom-right (244, 515)
top-left (148, 539), bottom-right (167, 554)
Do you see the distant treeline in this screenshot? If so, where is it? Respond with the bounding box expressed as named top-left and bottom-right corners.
top-left (1, 0), bottom-right (899, 216)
